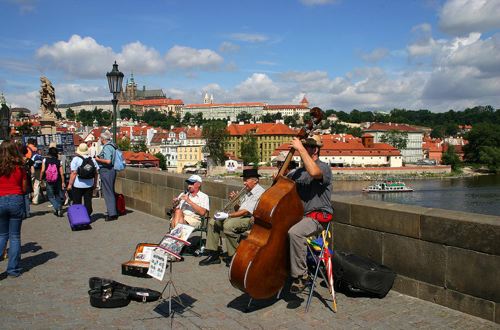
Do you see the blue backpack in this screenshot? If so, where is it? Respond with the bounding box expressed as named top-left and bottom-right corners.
top-left (109, 144), bottom-right (126, 171)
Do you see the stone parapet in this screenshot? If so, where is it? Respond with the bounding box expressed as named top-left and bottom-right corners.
top-left (117, 168), bottom-right (500, 323)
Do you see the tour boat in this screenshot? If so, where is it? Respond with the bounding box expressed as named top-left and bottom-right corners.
top-left (362, 180), bottom-right (413, 193)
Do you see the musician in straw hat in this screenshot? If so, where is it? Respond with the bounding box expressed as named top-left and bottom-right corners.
top-left (287, 134), bottom-right (333, 294)
top-left (199, 168), bottom-right (265, 267)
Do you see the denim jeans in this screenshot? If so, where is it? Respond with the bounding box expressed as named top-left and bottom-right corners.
top-left (24, 194), bottom-right (30, 218)
top-left (46, 182), bottom-right (62, 212)
top-left (0, 194), bottom-right (25, 276)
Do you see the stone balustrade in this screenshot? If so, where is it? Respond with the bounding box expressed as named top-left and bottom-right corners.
top-left (116, 168), bottom-right (500, 323)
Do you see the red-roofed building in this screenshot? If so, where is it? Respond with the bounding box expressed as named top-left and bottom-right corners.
top-left (183, 100), bottom-right (266, 121)
top-left (272, 133), bottom-right (403, 167)
top-left (121, 98), bottom-right (184, 116)
top-left (226, 122), bottom-right (297, 163)
top-left (263, 104), bottom-right (309, 117)
top-left (364, 122), bottom-right (425, 163)
top-left (122, 151), bottom-right (159, 168)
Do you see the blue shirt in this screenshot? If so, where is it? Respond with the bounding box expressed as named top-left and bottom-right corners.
top-left (70, 155), bottom-right (99, 188)
top-left (99, 142), bottom-right (115, 168)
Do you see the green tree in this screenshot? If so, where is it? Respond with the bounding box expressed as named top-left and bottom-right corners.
top-left (478, 146), bottom-right (500, 173)
top-left (120, 108), bottom-right (137, 120)
top-left (66, 108), bottom-right (75, 120)
top-left (442, 144), bottom-right (462, 171)
top-left (284, 115), bottom-right (297, 127)
top-left (240, 133), bottom-right (259, 166)
top-left (463, 123), bottom-right (500, 163)
top-left (132, 140), bottom-right (148, 153)
top-left (76, 109), bottom-right (94, 126)
top-left (380, 130), bottom-right (408, 150)
top-left (117, 137), bottom-right (131, 151)
top-left (154, 152), bottom-right (167, 170)
top-left (236, 111), bottom-right (252, 123)
top-left (202, 121), bottom-right (228, 165)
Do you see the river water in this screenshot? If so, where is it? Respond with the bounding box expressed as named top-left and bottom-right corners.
top-left (334, 174), bottom-right (500, 217)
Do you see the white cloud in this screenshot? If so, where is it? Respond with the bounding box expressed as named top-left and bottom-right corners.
top-left (299, 0), bottom-right (339, 6)
top-left (439, 0), bottom-right (500, 35)
top-left (233, 73), bottom-right (280, 100)
top-left (7, 0), bottom-right (37, 13)
top-left (360, 48), bottom-right (390, 62)
top-left (116, 42), bottom-right (165, 74)
top-left (36, 35), bottom-right (114, 79)
top-left (164, 45), bottom-right (224, 70)
top-left (219, 41), bottom-right (240, 53)
top-left (229, 33), bottom-right (269, 43)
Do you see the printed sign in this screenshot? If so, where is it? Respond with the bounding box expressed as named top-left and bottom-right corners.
top-left (147, 249), bottom-right (168, 281)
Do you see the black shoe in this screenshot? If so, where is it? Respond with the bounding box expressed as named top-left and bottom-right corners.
top-left (105, 215), bottom-right (118, 222)
top-left (57, 209), bottom-right (63, 217)
top-left (224, 256), bottom-right (232, 267)
top-left (290, 275), bottom-right (310, 294)
top-left (198, 253), bottom-right (221, 266)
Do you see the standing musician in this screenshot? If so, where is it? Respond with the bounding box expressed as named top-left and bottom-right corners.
top-left (199, 168), bottom-right (265, 267)
top-left (170, 175), bottom-right (209, 229)
top-left (287, 135), bottom-right (333, 294)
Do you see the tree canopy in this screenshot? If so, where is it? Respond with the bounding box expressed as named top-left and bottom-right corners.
top-left (240, 133), bottom-right (259, 166)
top-left (202, 121), bottom-right (228, 165)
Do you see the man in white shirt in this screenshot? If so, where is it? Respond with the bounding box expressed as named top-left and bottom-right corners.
top-left (170, 175), bottom-right (209, 229)
top-left (199, 168), bottom-right (265, 267)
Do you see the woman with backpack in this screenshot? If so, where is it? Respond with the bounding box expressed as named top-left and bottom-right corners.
top-left (40, 147), bottom-right (65, 217)
top-left (0, 141), bottom-right (27, 277)
top-left (67, 143), bottom-right (98, 217)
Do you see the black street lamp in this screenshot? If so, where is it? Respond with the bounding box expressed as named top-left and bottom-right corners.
top-left (106, 61), bottom-right (124, 142)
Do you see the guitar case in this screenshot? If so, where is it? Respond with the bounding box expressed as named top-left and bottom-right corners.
top-left (332, 250), bottom-right (396, 298)
top-left (89, 277), bottom-right (161, 303)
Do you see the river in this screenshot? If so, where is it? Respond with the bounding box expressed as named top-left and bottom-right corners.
top-left (334, 174), bottom-right (500, 217)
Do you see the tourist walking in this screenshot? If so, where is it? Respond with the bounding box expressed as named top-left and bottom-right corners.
top-left (21, 145), bottom-right (33, 218)
top-left (40, 147), bottom-right (65, 217)
top-left (95, 131), bottom-right (118, 221)
top-left (0, 141), bottom-right (27, 277)
top-left (67, 143), bottom-right (98, 217)
top-left (31, 146), bottom-right (44, 204)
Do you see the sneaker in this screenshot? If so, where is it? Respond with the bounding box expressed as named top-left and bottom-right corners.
top-left (224, 256), bottom-right (232, 267)
top-left (47, 204), bottom-right (53, 208)
top-left (290, 275), bottom-right (309, 294)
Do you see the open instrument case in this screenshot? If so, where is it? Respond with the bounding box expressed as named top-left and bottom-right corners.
top-left (121, 243), bottom-right (158, 278)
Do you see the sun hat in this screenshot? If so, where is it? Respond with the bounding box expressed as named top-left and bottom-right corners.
top-left (186, 174), bottom-right (202, 184)
top-left (76, 143), bottom-right (89, 156)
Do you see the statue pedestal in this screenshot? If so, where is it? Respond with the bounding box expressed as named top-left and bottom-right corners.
top-left (40, 119), bottom-right (57, 135)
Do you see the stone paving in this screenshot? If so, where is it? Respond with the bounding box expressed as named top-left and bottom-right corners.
top-left (0, 199), bottom-right (498, 329)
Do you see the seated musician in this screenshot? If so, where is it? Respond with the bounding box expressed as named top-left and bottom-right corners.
top-left (199, 168), bottom-right (265, 267)
top-left (287, 135), bottom-right (333, 294)
top-left (170, 175), bottom-right (209, 229)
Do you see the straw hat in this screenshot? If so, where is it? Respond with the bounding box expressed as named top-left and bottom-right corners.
top-left (76, 143), bottom-right (89, 156)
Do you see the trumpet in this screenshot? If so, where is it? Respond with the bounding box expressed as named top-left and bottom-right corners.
top-left (221, 187), bottom-right (247, 213)
top-left (167, 189), bottom-right (187, 217)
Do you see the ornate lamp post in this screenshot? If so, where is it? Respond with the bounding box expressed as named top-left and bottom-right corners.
top-left (106, 61), bottom-right (124, 142)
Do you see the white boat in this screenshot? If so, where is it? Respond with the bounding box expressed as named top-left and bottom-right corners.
top-left (362, 180), bottom-right (413, 193)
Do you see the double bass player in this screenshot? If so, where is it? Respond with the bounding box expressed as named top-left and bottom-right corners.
top-left (287, 135), bottom-right (333, 294)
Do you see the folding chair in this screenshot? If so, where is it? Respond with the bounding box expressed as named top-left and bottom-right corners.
top-left (305, 221), bottom-right (337, 313)
top-left (190, 213), bottom-right (209, 256)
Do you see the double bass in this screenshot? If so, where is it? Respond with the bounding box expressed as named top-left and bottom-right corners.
top-left (229, 107), bottom-right (323, 299)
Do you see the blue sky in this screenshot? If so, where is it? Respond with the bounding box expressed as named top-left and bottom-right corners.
top-left (1, 0), bottom-right (500, 113)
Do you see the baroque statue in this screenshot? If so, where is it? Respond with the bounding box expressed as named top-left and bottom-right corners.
top-left (40, 76), bottom-right (56, 118)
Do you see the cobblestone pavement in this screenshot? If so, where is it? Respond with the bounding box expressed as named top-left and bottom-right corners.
top-left (0, 199), bottom-right (498, 329)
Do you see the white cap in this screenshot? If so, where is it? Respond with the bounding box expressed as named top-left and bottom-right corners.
top-left (186, 174), bottom-right (202, 183)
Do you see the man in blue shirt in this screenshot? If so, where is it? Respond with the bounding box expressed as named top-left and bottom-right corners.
top-left (95, 131), bottom-right (118, 221)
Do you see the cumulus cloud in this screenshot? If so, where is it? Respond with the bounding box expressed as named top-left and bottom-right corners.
top-left (116, 42), bottom-right (165, 74)
top-left (36, 35), bottom-right (114, 79)
top-left (299, 0), bottom-right (339, 5)
top-left (439, 0), bottom-right (500, 35)
top-left (233, 73), bottom-right (280, 100)
top-left (360, 48), bottom-right (390, 62)
top-left (164, 45), bottom-right (224, 70)
top-left (229, 33), bottom-right (269, 43)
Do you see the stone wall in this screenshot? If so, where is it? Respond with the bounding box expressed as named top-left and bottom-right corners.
top-left (117, 168), bottom-right (499, 323)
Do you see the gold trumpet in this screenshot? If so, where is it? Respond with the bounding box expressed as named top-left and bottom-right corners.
top-left (221, 187), bottom-right (247, 213)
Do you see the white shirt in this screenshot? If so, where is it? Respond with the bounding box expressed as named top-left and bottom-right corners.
top-left (239, 184), bottom-right (266, 215)
top-left (179, 190), bottom-right (210, 217)
top-left (70, 155), bottom-right (99, 188)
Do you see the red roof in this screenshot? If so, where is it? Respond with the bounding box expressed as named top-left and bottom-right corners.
top-left (263, 105), bottom-right (308, 110)
top-left (185, 102), bottom-right (265, 108)
top-left (227, 123), bottom-right (297, 136)
top-left (124, 98), bottom-right (184, 106)
top-left (365, 123), bottom-right (422, 132)
top-left (272, 135), bottom-right (401, 157)
top-left (122, 151), bottom-right (159, 162)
